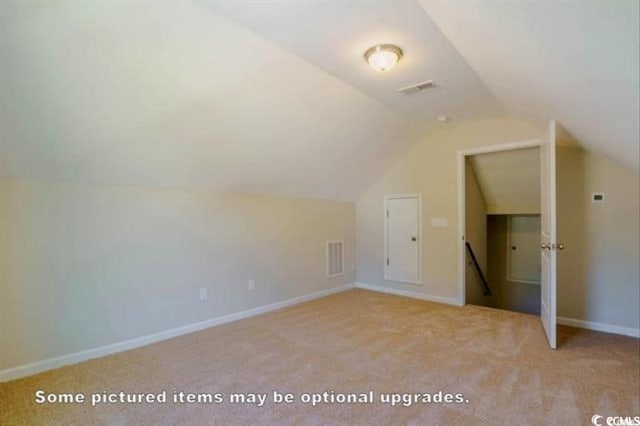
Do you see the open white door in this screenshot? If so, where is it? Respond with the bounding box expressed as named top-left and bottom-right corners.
top-left (540, 121), bottom-right (557, 349)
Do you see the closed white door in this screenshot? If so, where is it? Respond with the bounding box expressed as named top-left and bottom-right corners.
top-left (385, 195), bottom-right (421, 284)
top-left (540, 121), bottom-right (558, 349)
top-left (508, 215), bottom-right (541, 284)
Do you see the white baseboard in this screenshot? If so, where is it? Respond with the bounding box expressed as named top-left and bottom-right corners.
top-left (557, 316), bottom-right (639, 338)
top-left (355, 284), bottom-right (638, 338)
top-left (0, 283), bottom-right (355, 383)
top-left (355, 282), bottom-right (460, 306)
top-left (4, 283), bottom-right (632, 383)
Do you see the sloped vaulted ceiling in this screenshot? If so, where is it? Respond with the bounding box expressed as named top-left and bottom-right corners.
top-left (420, 0), bottom-right (640, 171)
top-left (0, 1), bottom-right (637, 202)
top-left (0, 1), bottom-right (424, 201)
top-left (469, 147), bottom-right (540, 214)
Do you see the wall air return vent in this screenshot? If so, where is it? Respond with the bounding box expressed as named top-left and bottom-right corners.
top-left (326, 240), bottom-right (344, 278)
top-left (397, 80), bottom-right (437, 95)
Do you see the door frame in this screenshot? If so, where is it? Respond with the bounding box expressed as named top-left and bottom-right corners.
top-left (456, 139), bottom-right (541, 306)
top-left (384, 193), bottom-right (423, 285)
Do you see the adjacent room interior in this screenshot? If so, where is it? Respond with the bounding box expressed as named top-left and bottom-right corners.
top-left (464, 146), bottom-right (542, 315)
top-left (0, 1), bottom-right (638, 424)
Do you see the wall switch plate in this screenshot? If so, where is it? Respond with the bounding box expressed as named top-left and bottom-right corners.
top-left (248, 280), bottom-right (255, 291)
top-left (199, 288), bottom-right (208, 301)
top-left (431, 217), bottom-right (448, 228)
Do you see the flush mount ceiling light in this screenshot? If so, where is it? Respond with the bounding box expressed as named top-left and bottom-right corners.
top-left (364, 44), bottom-right (403, 72)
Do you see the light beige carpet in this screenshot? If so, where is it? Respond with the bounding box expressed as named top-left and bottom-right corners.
top-left (1, 289), bottom-right (638, 425)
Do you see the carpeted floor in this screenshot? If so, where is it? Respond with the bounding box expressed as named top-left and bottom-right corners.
top-left (1, 289), bottom-right (638, 425)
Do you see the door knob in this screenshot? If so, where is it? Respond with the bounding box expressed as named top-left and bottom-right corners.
top-left (556, 243), bottom-right (564, 250)
top-left (411, 236), bottom-right (417, 241)
top-left (541, 244), bottom-right (550, 250)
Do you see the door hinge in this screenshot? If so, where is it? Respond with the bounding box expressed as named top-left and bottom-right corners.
top-left (386, 258), bottom-right (389, 266)
top-left (386, 209), bottom-right (389, 218)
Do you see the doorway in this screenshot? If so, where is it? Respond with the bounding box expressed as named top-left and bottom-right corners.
top-left (457, 121), bottom-right (564, 349)
top-left (462, 145), bottom-right (542, 315)
top-left (458, 123), bottom-right (560, 349)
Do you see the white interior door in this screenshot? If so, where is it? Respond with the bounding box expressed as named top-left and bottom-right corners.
top-left (508, 215), bottom-right (541, 284)
top-left (540, 121), bottom-right (557, 349)
top-left (385, 195), bottom-right (421, 284)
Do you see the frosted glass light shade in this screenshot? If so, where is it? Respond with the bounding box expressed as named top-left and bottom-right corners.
top-left (364, 44), bottom-right (403, 72)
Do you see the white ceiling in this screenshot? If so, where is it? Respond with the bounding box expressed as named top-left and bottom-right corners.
top-left (469, 147), bottom-right (540, 214)
top-left (0, 1), bottom-right (424, 200)
top-left (204, 0), bottom-right (503, 122)
top-left (0, 1), bottom-right (637, 201)
top-left (421, 0), bottom-right (640, 172)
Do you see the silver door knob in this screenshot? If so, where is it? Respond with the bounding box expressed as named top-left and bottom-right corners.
top-left (541, 244), bottom-right (550, 250)
top-left (556, 243), bottom-right (564, 250)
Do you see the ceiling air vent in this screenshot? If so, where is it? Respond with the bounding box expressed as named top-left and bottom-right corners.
top-left (397, 80), bottom-right (437, 95)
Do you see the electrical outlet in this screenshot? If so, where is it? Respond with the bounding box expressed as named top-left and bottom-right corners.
top-left (248, 280), bottom-right (255, 291)
top-left (199, 288), bottom-right (208, 301)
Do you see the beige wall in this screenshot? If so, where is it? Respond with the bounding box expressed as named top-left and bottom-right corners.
top-left (487, 215), bottom-right (541, 315)
top-left (356, 116), bottom-right (639, 331)
top-left (557, 145), bottom-right (640, 329)
top-left (0, 179), bottom-right (355, 370)
top-left (1, 118), bottom-right (637, 372)
top-left (356, 116), bottom-right (542, 300)
top-left (464, 159), bottom-right (490, 307)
